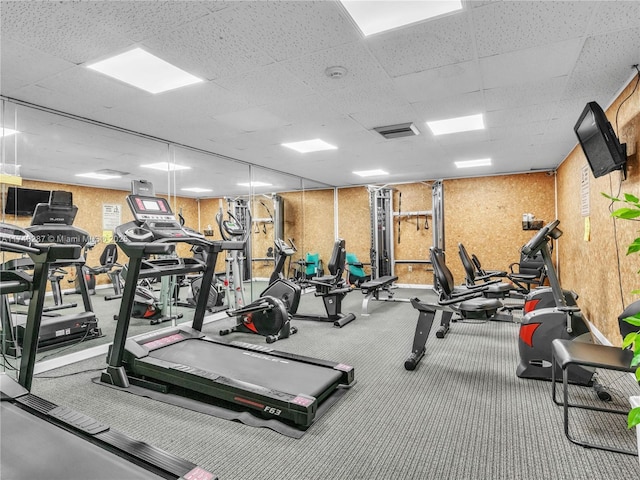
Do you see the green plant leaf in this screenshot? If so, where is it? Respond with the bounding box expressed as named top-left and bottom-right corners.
top-left (631, 352), bottom-right (640, 367)
top-left (631, 289), bottom-right (640, 295)
top-left (611, 207), bottom-right (640, 219)
top-left (627, 241), bottom-right (640, 255)
top-left (629, 406), bottom-right (640, 429)
top-left (624, 315), bottom-right (640, 327)
top-left (622, 332), bottom-right (637, 349)
top-left (623, 193), bottom-right (640, 204)
top-left (602, 192), bottom-right (621, 201)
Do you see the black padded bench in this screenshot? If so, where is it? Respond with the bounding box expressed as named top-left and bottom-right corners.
top-left (360, 275), bottom-right (398, 315)
top-left (551, 338), bottom-right (638, 456)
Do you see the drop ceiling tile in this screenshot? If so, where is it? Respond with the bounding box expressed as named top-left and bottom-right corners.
top-left (572, 27), bottom-right (640, 75)
top-left (0, 39), bottom-right (76, 95)
top-left (0, 1), bottom-right (132, 64)
top-left (264, 94), bottom-right (341, 124)
top-left (219, 1), bottom-right (360, 62)
top-left (485, 103), bottom-right (557, 128)
top-left (393, 61), bottom-right (481, 103)
top-left (280, 41), bottom-right (389, 94)
top-left (411, 90), bottom-right (485, 123)
top-left (489, 121), bottom-right (547, 143)
top-left (11, 65), bottom-right (152, 116)
top-left (479, 38), bottom-right (584, 89)
top-left (321, 81), bottom-right (411, 116)
top-left (484, 76), bottom-right (568, 111)
top-left (141, 13), bottom-right (275, 81)
top-left (472, 1), bottom-right (594, 57)
top-left (213, 108), bottom-right (290, 133)
top-left (214, 63), bottom-right (314, 107)
top-left (367, 10), bottom-right (474, 77)
top-left (589, 1), bottom-right (640, 36)
top-left (563, 69), bottom-right (634, 104)
top-left (66, 1), bottom-right (215, 43)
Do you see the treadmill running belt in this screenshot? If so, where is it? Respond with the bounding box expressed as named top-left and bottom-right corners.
top-left (0, 402), bottom-right (164, 480)
top-left (149, 339), bottom-right (343, 398)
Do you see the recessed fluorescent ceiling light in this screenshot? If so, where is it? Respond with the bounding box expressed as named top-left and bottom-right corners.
top-left (341, 0), bottom-right (462, 36)
top-left (281, 139), bottom-right (337, 153)
top-left (427, 114), bottom-right (485, 136)
top-left (353, 169), bottom-right (389, 177)
top-left (1, 128), bottom-right (19, 137)
top-left (181, 187), bottom-right (213, 193)
top-left (455, 158), bottom-right (492, 169)
top-left (141, 162), bottom-right (191, 172)
top-left (237, 182), bottom-right (273, 188)
top-left (76, 172), bottom-right (122, 180)
top-left (86, 48), bottom-right (203, 94)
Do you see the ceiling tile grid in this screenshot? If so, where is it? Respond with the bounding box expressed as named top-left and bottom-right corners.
top-left (366, 9), bottom-right (476, 77)
top-left (0, 39), bottom-right (76, 94)
top-left (140, 12), bottom-right (276, 81)
top-left (67, 0), bottom-right (216, 44)
top-left (218, 0), bottom-right (360, 62)
top-left (279, 41), bottom-right (390, 94)
top-left (483, 76), bottom-right (568, 111)
top-left (213, 62), bottom-right (315, 107)
top-left (471, 0), bottom-right (595, 57)
top-left (478, 38), bottom-right (585, 90)
top-left (0, 1), bottom-right (132, 64)
top-left (1, 0), bottom-right (638, 191)
top-left (392, 61), bottom-right (482, 104)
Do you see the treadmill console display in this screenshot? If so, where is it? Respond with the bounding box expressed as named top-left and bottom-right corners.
top-left (129, 195), bottom-right (174, 222)
top-left (125, 194), bottom-right (205, 241)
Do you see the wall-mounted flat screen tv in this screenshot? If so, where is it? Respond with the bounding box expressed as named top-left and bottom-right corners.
top-left (574, 101), bottom-right (627, 178)
top-left (4, 187), bottom-right (52, 216)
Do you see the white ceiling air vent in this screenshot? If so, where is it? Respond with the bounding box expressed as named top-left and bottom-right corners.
top-left (373, 122), bottom-right (420, 139)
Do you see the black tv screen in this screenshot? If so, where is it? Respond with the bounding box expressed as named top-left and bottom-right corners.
top-left (574, 101), bottom-right (627, 178)
top-left (4, 187), bottom-right (52, 216)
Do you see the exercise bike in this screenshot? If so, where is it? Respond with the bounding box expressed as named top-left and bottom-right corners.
top-left (516, 220), bottom-right (594, 385)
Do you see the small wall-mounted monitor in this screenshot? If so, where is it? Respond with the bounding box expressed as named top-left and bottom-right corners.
top-left (3, 187), bottom-right (52, 216)
top-left (574, 101), bottom-right (627, 178)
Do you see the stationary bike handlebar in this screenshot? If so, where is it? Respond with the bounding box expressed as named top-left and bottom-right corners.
top-left (521, 219), bottom-right (561, 258)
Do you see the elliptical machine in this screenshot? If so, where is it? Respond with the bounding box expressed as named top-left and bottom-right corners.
top-left (517, 220), bottom-right (593, 385)
top-left (260, 238), bottom-right (302, 314)
top-left (217, 215), bottom-right (297, 343)
top-left (216, 209), bottom-right (248, 310)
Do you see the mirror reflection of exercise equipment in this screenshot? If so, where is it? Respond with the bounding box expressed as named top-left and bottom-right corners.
top-left (359, 181), bottom-right (443, 315)
top-left (1, 191), bottom-right (102, 357)
top-left (216, 202), bottom-right (251, 310)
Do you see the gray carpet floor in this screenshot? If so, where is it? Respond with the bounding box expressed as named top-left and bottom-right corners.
top-left (4, 286), bottom-right (640, 479)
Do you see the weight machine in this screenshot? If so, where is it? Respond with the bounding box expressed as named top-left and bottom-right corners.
top-left (360, 181), bottom-right (444, 314)
top-left (368, 180), bottom-right (443, 280)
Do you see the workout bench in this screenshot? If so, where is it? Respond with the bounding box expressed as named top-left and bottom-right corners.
top-left (359, 275), bottom-right (398, 315)
top-left (551, 338), bottom-right (638, 456)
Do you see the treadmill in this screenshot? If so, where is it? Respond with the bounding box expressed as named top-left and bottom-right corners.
top-left (0, 222), bottom-right (215, 480)
top-left (101, 180), bottom-right (354, 428)
top-left (1, 190), bottom-right (102, 356)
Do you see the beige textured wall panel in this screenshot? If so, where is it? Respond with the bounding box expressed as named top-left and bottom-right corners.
top-left (337, 186), bottom-right (370, 266)
top-left (300, 189), bottom-right (335, 270)
top-left (444, 173), bottom-right (556, 283)
top-left (392, 183), bottom-right (433, 284)
top-left (557, 77), bottom-right (640, 344)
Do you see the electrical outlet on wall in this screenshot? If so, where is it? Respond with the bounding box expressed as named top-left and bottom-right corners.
top-left (408, 265), bottom-right (413, 272)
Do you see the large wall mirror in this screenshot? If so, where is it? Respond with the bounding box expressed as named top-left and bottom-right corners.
top-left (0, 99), bottom-right (339, 369)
